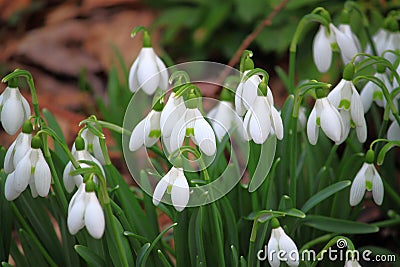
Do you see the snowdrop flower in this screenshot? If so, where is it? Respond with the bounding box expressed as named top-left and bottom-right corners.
top-left (366, 17), bottom-right (399, 64)
top-left (243, 94), bottom-right (283, 144)
top-left (360, 66), bottom-right (391, 112)
top-left (169, 91), bottom-right (216, 156)
top-left (0, 85), bottom-right (30, 135)
top-left (344, 259), bottom-right (362, 267)
top-left (235, 70), bottom-right (261, 116)
top-left (267, 219), bottom-right (299, 267)
top-left (327, 64), bottom-right (367, 143)
top-left (350, 150), bottom-right (384, 206)
top-left (64, 137), bottom-right (105, 193)
top-left (5, 136), bottom-right (51, 201)
top-left (297, 106), bottom-right (307, 131)
top-left (330, 24), bottom-right (360, 65)
top-left (160, 92), bottom-right (186, 139)
top-left (128, 29), bottom-right (168, 95)
top-left (307, 95), bottom-right (345, 145)
top-left (68, 183), bottom-right (105, 239)
top-left (153, 166), bottom-right (189, 212)
top-left (72, 128), bottom-right (106, 165)
top-left (4, 121), bottom-right (33, 174)
top-left (313, 24), bottom-right (336, 73)
top-left (387, 121), bottom-right (400, 141)
top-left (129, 96), bottom-right (164, 151)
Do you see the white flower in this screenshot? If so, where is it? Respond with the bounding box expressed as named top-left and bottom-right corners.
top-left (152, 167), bottom-right (189, 212)
top-left (235, 71), bottom-right (261, 116)
top-left (169, 107), bottom-right (216, 156)
top-left (387, 121), bottom-right (400, 141)
top-left (330, 24), bottom-right (360, 65)
top-left (63, 149), bottom-right (105, 193)
top-left (297, 106), bottom-right (307, 131)
top-left (313, 24), bottom-right (335, 73)
top-left (160, 92), bottom-right (186, 139)
top-left (307, 97), bottom-right (345, 145)
top-left (243, 96), bottom-right (283, 144)
top-left (360, 72), bottom-right (391, 112)
top-left (129, 47), bottom-right (168, 95)
top-left (366, 29), bottom-right (399, 64)
top-left (328, 79), bottom-right (367, 143)
top-left (0, 87), bottom-right (30, 135)
top-left (4, 132), bottom-right (32, 174)
top-left (5, 144), bottom-right (51, 201)
top-left (345, 259), bottom-right (362, 267)
top-left (67, 183), bottom-right (105, 239)
top-left (72, 128), bottom-right (106, 165)
top-left (129, 110), bottom-right (161, 151)
top-left (349, 162), bottom-right (384, 206)
top-left (208, 101), bottom-right (244, 141)
top-left (267, 226), bottom-right (299, 267)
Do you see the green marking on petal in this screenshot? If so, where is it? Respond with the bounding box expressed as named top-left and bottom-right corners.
top-left (316, 117), bottom-right (321, 127)
top-left (350, 118), bottom-right (355, 128)
top-left (186, 128), bottom-right (194, 136)
top-left (88, 143), bottom-right (94, 153)
top-left (339, 99), bottom-right (351, 110)
top-left (373, 91), bottom-right (383, 101)
top-left (366, 180), bottom-right (373, 191)
top-left (149, 130), bottom-right (161, 138)
top-left (167, 184), bottom-right (173, 194)
top-left (31, 166), bottom-right (35, 175)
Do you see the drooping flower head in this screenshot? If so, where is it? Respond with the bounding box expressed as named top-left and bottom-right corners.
top-left (5, 136), bottom-right (51, 201)
top-left (152, 165), bottom-right (190, 212)
top-left (0, 78), bottom-right (31, 135)
top-left (4, 120), bottom-right (33, 174)
top-left (129, 92), bottom-right (164, 151)
top-left (241, 70), bottom-right (283, 144)
top-left (313, 23), bottom-right (336, 73)
top-left (327, 63), bottom-right (367, 143)
top-left (307, 88), bottom-right (345, 145)
top-left (128, 27), bottom-right (168, 95)
top-left (267, 218), bottom-right (299, 267)
top-left (168, 87), bottom-right (216, 156)
top-left (349, 150), bottom-right (384, 206)
top-left (67, 182), bottom-right (105, 239)
top-left (72, 127), bottom-right (107, 165)
top-left (64, 136), bottom-right (105, 193)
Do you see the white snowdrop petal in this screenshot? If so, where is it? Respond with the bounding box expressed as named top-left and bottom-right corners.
top-left (128, 57), bottom-right (140, 93)
top-left (153, 172), bottom-right (171, 206)
top-left (63, 162), bottom-right (76, 193)
top-left (271, 106), bottom-right (284, 140)
top-left (242, 76), bottom-right (260, 110)
top-left (21, 95), bottom-right (31, 120)
top-left (328, 79), bottom-right (346, 107)
top-left (169, 116), bottom-right (186, 154)
top-left (350, 87), bottom-right (365, 126)
top-left (349, 163), bottom-right (367, 206)
top-left (85, 193), bottom-right (105, 239)
top-left (161, 96), bottom-right (186, 137)
top-left (387, 121), bottom-right (400, 141)
top-left (320, 100), bottom-right (343, 143)
top-left (235, 82), bottom-right (246, 116)
top-left (279, 231), bottom-right (299, 267)
top-left (91, 136), bottom-right (106, 165)
top-left (155, 56), bottom-right (169, 91)
top-left (171, 172), bottom-right (190, 212)
top-left (330, 24), bottom-right (358, 64)
top-left (360, 82), bottom-right (375, 113)
top-left (339, 110), bottom-right (351, 143)
top-left (129, 119), bottom-right (146, 151)
top-left (372, 171), bottom-right (384, 205)
top-left (67, 197), bottom-right (86, 235)
top-left (250, 98), bottom-right (270, 144)
top-left (4, 140), bottom-right (17, 174)
top-left (313, 25), bottom-right (332, 73)
top-left (242, 111), bottom-right (253, 142)
top-left (194, 117), bottom-right (216, 156)
top-left (14, 134), bottom-right (32, 166)
top-left (29, 179), bottom-right (38, 198)
top-left (14, 155), bottom-right (32, 192)
top-left (356, 118), bottom-right (367, 143)
top-left (5, 173), bottom-right (21, 201)
top-left (137, 48), bottom-right (160, 95)
top-left (267, 234), bottom-right (280, 267)
top-left (34, 155), bottom-right (52, 197)
top-left (1, 90), bottom-right (25, 135)
top-left (306, 107), bottom-right (318, 145)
